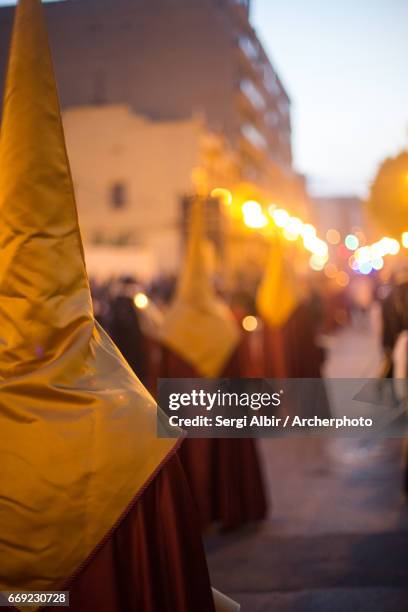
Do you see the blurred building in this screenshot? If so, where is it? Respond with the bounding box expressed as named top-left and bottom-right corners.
top-left (312, 196), bottom-right (365, 239)
top-left (63, 105), bottom-right (237, 274)
top-left (0, 0), bottom-right (307, 275)
top-left (0, 0), bottom-right (292, 181)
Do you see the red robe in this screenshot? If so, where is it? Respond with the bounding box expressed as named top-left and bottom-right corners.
top-left (262, 302), bottom-right (324, 379)
top-left (6, 454), bottom-right (216, 612)
top-left (159, 346), bottom-right (268, 530)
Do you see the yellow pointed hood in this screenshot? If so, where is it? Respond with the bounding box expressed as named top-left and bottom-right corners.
top-left (161, 199), bottom-right (240, 376)
top-left (0, 0), bottom-right (179, 599)
top-left (0, 0), bottom-right (92, 376)
top-left (256, 237), bottom-right (299, 328)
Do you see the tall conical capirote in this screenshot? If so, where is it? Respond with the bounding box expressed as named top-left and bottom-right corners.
top-left (0, 0), bottom-right (93, 376)
top-left (161, 198), bottom-right (239, 376)
top-left (0, 0), bottom-right (180, 600)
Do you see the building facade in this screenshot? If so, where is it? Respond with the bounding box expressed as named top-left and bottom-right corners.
top-left (62, 105), bottom-right (237, 274)
top-left (0, 0), bottom-right (292, 182)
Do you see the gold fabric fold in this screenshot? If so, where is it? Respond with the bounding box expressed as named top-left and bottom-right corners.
top-left (256, 237), bottom-right (299, 328)
top-left (161, 199), bottom-right (240, 377)
top-left (0, 0), bottom-right (179, 600)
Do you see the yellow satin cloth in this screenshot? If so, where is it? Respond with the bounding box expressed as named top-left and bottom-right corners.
top-left (0, 0), bottom-right (179, 600)
top-left (256, 238), bottom-right (299, 328)
top-left (161, 200), bottom-right (240, 377)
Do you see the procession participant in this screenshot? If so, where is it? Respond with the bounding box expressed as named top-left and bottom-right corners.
top-left (283, 289), bottom-right (326, 379)
top-left (257, 239), bottom-right (325, 379)
top-left (381, 266), bottom-right (408, 379)
top-left (108, 277), bottom-right (165, 393)
top-left (256, 238), bottom-right (331, 473)
top-left (256, 237), bottom-right (298, 378)
top-left (379, 265), bottom-right (408, 495)
top-left (107, 277), bottom-right (149, 385)
top-left (0, 2), bottom-right (237, 610)
top-left (160, 199), bottom-right (267, 530)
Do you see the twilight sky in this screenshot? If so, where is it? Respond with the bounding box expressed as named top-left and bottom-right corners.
top-left (252, 0), bottom-right (408, 196)
top-left (1, 0), bottom-right (407, 196)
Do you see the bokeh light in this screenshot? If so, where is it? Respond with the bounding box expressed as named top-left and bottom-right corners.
top-left (359, 261), bottom-right (373, 275)
top-left (345, 234), bottom-right (359, 251)
top-left (210, 187), bottom-right (232, 206)
top-left (336, 271), bottom-right (350, 287)
top-left (286, 217), bottom-right (303, 237)
top-left (272, 208), bottom-right (290, 228)
top-left (242, 200), bottom-right (268, 228)
top-left (324, 263), bottom-right (337, 279)
top-left (134, 292), bottom-right (149, 309)
top-left (326, 228), bottom-right (340, 245)
top-left (309, 254), bottom-right (326, 271)
top-left (301, 224), bottom-right (317, 240)
top-left (372, 257), bottom-right (384, 271)
top-left (242, 315), bottom-right (258, 332)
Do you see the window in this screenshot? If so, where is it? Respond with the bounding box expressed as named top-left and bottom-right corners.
top-left (241, 123), bottom-right (267, 150)
top-left (238, 35), bottom-right (258, 62)
top-left (110, 182), bottom-right (127, 210)
top-left (263, 67), bottom-right (279, 97)
top-left (265, 111), bottom-right (279, 129)
top-left (240, 79), bottom-right (265, 110)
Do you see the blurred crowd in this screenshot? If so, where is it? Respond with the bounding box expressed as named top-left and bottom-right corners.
top-left (90, 267), bottom-right (408, 383)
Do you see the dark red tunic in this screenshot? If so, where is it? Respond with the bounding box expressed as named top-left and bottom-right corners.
top-left (283, 302), bottom-right (325, 378)
top-left (261, 324), bottom-right (289, 378)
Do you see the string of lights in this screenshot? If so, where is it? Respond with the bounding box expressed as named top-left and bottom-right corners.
top-left (210, 187), bottom-right (407, 280)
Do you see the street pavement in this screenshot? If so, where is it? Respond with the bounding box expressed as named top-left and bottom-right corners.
top-left (206, 317), bottom-right (408, 611)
